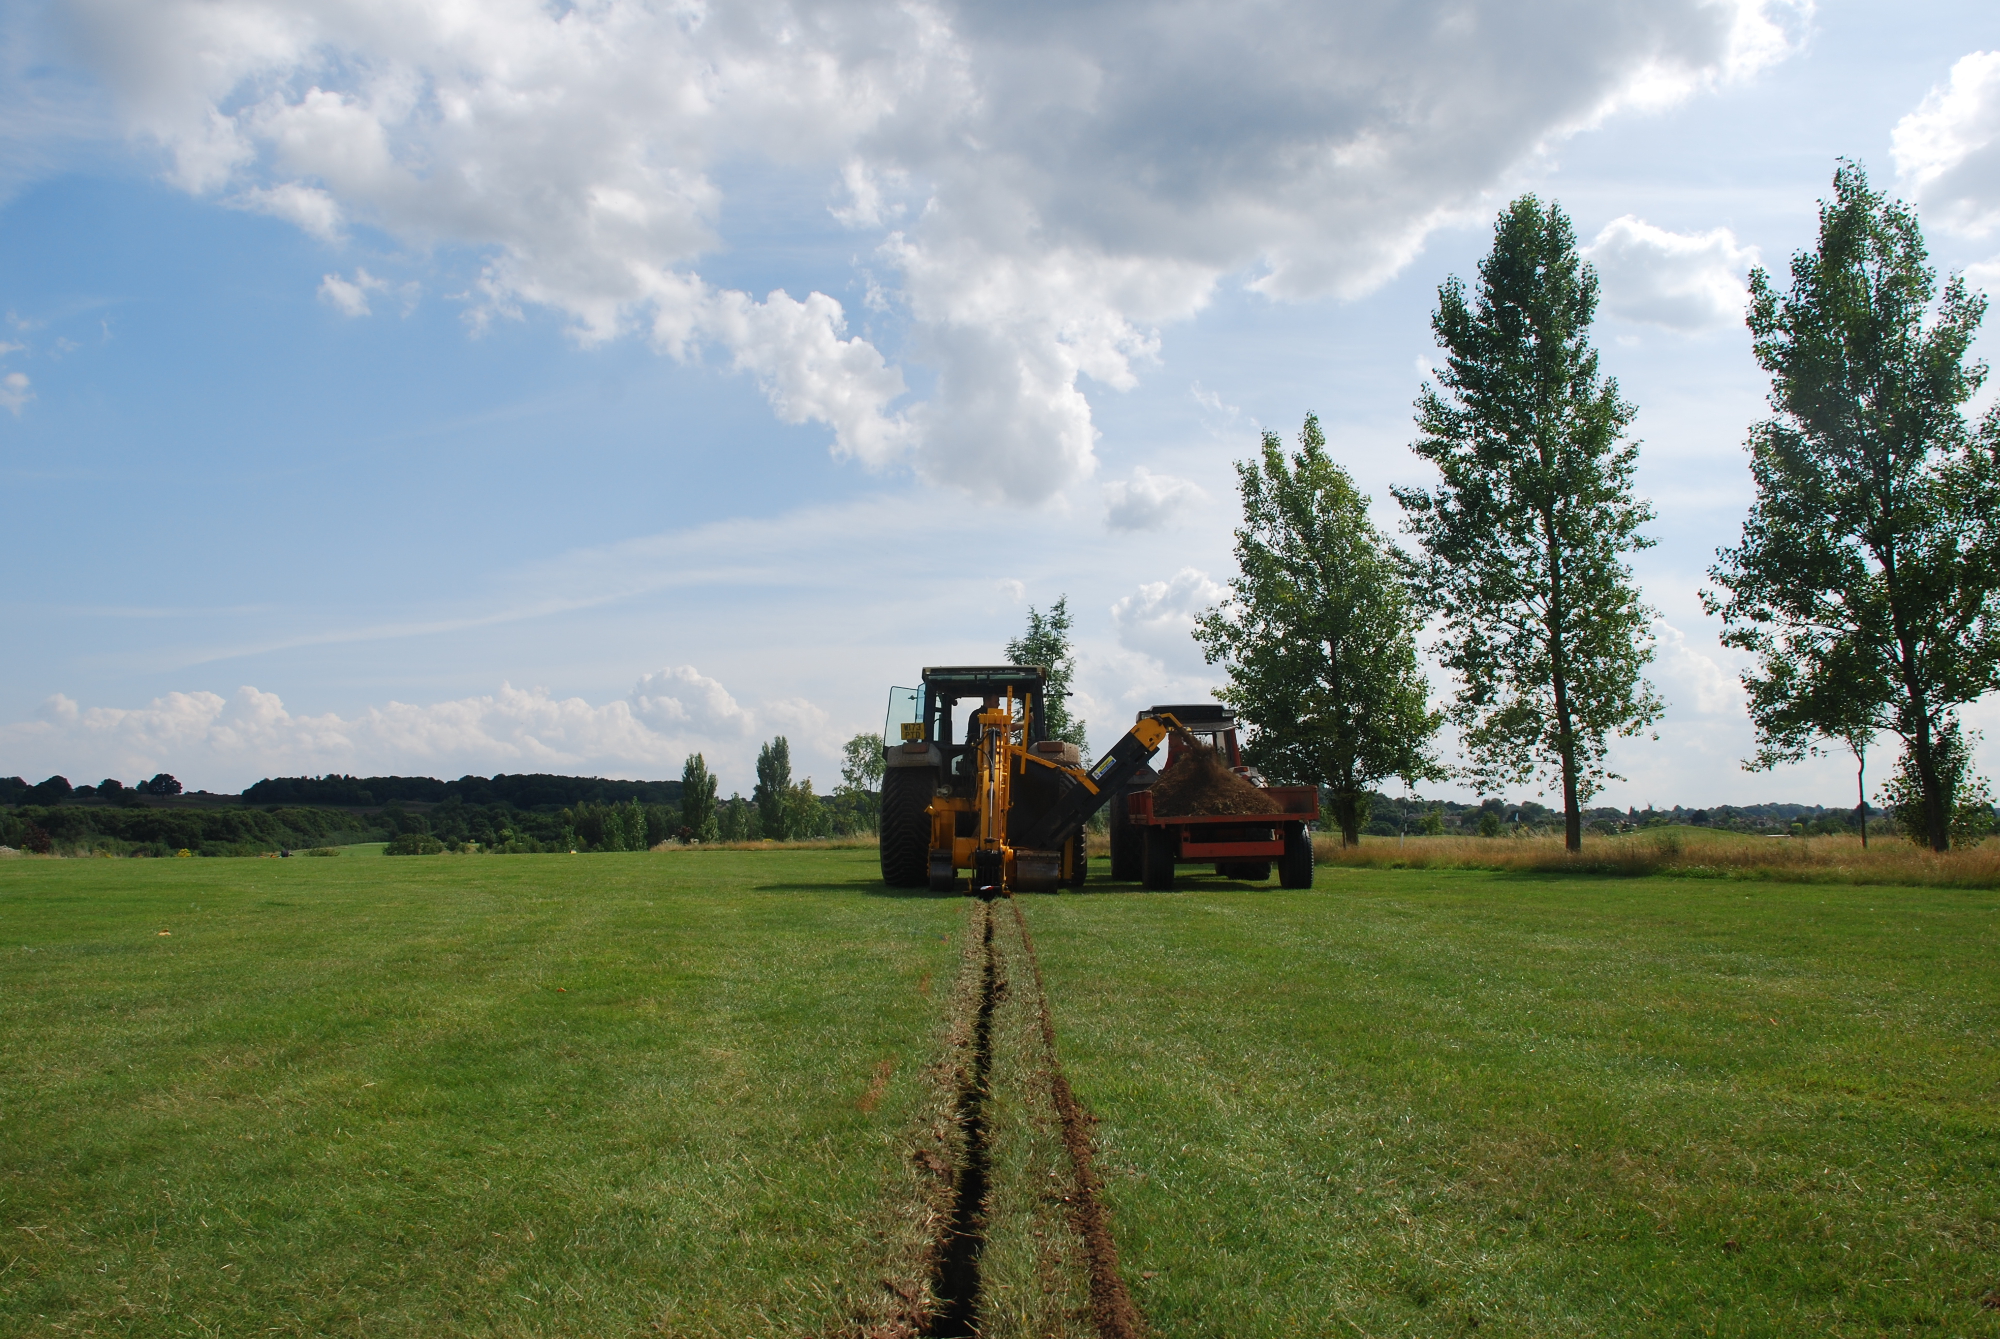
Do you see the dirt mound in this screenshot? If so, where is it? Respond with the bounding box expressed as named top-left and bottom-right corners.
top-left (1148, 733), bottom-right (1283, 817)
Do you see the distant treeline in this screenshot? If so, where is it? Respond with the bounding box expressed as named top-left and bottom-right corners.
top-left (240, 773), bottom-right (687, 809)
top-left (1, 769), bottom-right (876, 857)
top-left (2, 805), bottom-right (376, 858)
top-left (1358, 794), bottom-right (1985, 839)
top-left (10, 769), bottom-right (1965, 857)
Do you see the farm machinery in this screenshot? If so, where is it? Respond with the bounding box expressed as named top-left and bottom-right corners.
top-left (1106, 703), bottom-right (1317, 890)
top-left (877, 668), bottom-right (1316, 893)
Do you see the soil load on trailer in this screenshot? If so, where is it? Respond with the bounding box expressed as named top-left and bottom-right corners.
top-left (1149, 734), bottom-right (1284, 817)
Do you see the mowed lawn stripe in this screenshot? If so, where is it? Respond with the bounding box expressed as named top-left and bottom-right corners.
top-left (1, 850), bottom-right (958, 1337)
top-left (1020, 870), bottom-right (2000, 1338)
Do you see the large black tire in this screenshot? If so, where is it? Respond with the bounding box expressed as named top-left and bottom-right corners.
top-left (1109, 792), bottom-right (1142, 881)
top-left (1279, 822), bottom-right (1314, 889)
top-left (879, 768), bottom-right (934, 888)
top-left (1142, 824), bottom-right (1176, 891)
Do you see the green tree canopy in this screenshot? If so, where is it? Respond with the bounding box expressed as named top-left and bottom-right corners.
top-left (1704, 162), bottom-right (2000, 852)
top-left (1195, 414), bottom-right (1443, 845)
top-left (1005, 596), bottom-right (1087, 747)
top-left (753, 737), bottom-right (791, 840)
top-left (1394, 194), bottom-right (1661, 851)
top-left (680, 752), bottom-right (719, 842)
top-left (1880, 717), bottom-right (1994, 849)
top-left (838, 731), bottom-right (884, 797)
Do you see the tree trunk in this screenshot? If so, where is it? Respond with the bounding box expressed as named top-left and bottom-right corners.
top-left (1333, 772), bottom-right (1363, 847)
top-left (1546, 527), bottom-right (1581, 852)
top-left (1556, 712), bottom-right (1580, 851)
top-left (1896, 646), bottom-right (1949, 852)
top-left (1854, 746), bottom-right (1868, 849)
top-left (1908, 713), bottom-right (1949, 852)
top-left (1886, 554), bottom-right (1950, 853)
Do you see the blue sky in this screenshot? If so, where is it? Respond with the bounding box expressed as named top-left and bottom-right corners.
top-left (2, 0), bottom-right (1997, 807)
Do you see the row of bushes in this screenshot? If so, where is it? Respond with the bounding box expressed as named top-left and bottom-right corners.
top-left (1, 804), bottom-right (375, 858)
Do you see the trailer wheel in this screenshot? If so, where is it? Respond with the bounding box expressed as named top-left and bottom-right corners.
top-left (1279, 823), bottom-right (1314, 889)
top-left (879, 768), bottom-right (934, 888)
top-left (1142, 824), bottom-right (1176, 891)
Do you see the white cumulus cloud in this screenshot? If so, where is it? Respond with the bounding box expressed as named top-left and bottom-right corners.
top-left (0, 370), bottom-right (31, 415)
top-left (630, 665), bottom-right (756, 739)
top-left (1104, 466), bottom-right (1206, 531)
top-left (234, 181), bottom-right (344, 240)
top-left (1894, 50), bottom-right (2000, 237)
top-left (317, 267), bottom-right (387, 316)
top-left (1, 667), bottom-right (825, 793)
top-left (1584, 215), bottom-right (1757, 330)
top-left (1649, 619), bottom-right (1740, 718)
top-left (1110, 567), bottom-right (1227, 672)
top-left (56, 0), bottom-right (1803, 501)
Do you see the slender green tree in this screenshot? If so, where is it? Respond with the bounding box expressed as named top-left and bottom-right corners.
top-left (680, 752), bottom-right (719, 842)
top-left (1735, 636), bottom-right (1885, 846)
top-left (1705, 162), bottom-right (2000, 852)
top-left (838, 731), bottom-right (885, 795)
top-left (1195, 414), bottom-right (1444, 844)
top-left (1879, 717), bottom-right (1994, 849)
top-left (1005, 597), bottom-right (1087, 747)
top-left (784, 777), bottom-right (827, 840)
top-left (754, 737), bottom-right (792, 840)
top-left (836, 730), bottom-right (884, 828)
top-left (1394, 195), bottom-right (1662, 852)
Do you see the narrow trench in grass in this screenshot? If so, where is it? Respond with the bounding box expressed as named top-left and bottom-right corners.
top-left (925, 896), bottom-right (999, 1337)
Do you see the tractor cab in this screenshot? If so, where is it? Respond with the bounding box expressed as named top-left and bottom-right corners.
top-left (883, 666), bottom-right (1055, 792)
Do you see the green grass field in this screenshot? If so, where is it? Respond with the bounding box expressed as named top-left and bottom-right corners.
top-left (6, 851), bottom-right (1998, 1336)
top-left (1, 851), bottom-right (959, 1336)
top-left (1023, 869), bottom-right (2000, 1337)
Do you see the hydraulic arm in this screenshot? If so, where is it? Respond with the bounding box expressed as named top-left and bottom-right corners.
top-left (1011, 713), bottom-right (1174, 851)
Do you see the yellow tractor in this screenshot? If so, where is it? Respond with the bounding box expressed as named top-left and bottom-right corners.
top-left (878, 666), bottom-right (1175, 892)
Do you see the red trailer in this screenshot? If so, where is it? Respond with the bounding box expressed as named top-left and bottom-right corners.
top-left (1124, 785), bottom-right (1318, 890)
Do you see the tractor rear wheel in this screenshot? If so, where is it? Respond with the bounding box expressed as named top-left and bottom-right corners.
top-left (1279, 823), bottom-right (1314, 888)
top-left (879, 768), bottom-right (933, 888)
top-left (1141, 824), bottom-right (1176, 891)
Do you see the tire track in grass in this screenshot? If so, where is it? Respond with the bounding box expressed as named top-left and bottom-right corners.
top-left (1002, 894), bottom-right (1145, 1339)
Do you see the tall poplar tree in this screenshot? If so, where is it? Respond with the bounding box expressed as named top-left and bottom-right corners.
top-left (1394, 195), bottom-right (1661, 852)
top-left (1705, 163), bottom-right (2000, 852)
top-left (1195, 414), bottom-right (1443, 844)
top-left (680, 752), bottom-right (718, 842)
top-left (754, 737), bottom-right (792, 840)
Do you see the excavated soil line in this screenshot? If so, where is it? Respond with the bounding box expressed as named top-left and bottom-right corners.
top-left (1003, 896), bottom-right (1146, 1339)
top-left (922, 897), bottom-right (1001, 1338)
